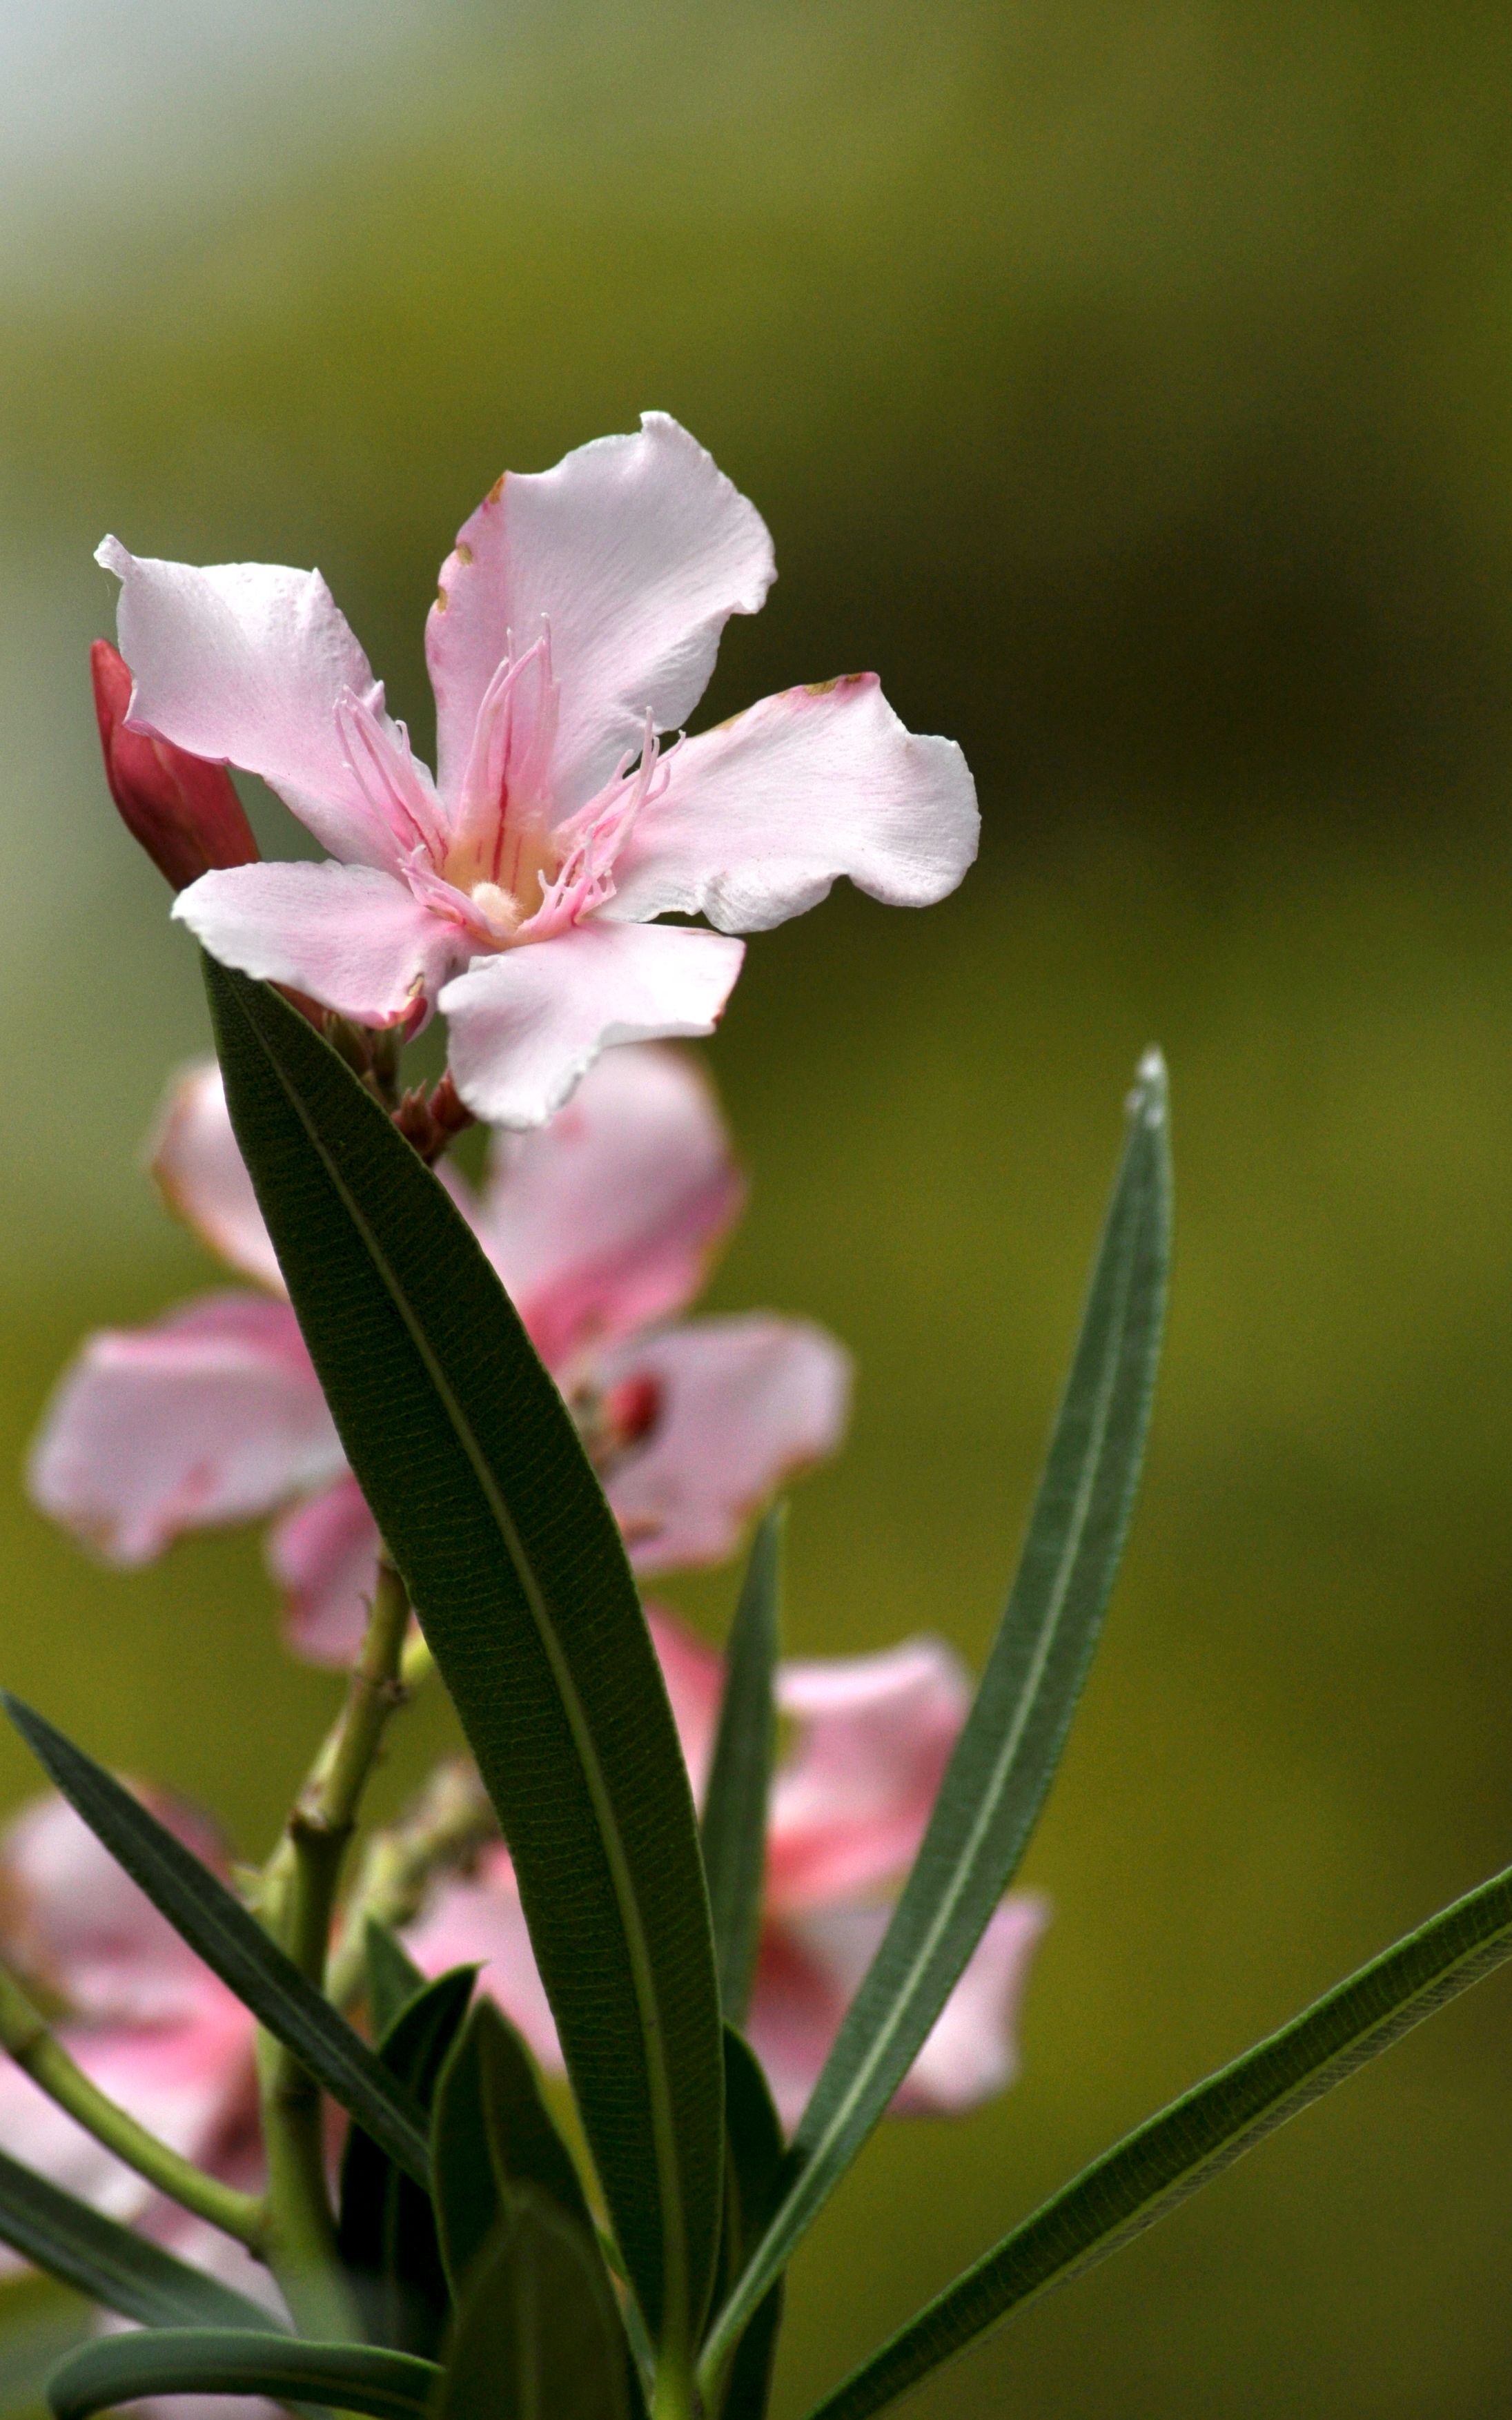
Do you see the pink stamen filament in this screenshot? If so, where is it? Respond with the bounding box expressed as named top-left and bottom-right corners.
top-left (335, 691), bottom-right (446, 865)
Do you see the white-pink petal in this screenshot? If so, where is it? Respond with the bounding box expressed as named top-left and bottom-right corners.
top-left (0, 2060), bottom-right (158, 2255)
top-left (605, 674), bottom-right (979, 934)
top-left (746, 1892), bottom-right (1046, 2130)
top-left (173, 861), bottom-right (469, 1028)
top-left (768, 1637), bottom-right (970, 1912)
top-left (150, 1061), bottom-right (284, 1296)
top-left (28, 1294), bottom-right (345, 1562)
top-left (600, 1315), bottom-right (851, 1576)
top-left (426, 414), bottom-right (774, 818)
top-left (892, 1896), bottom-right (1048, 2115)
top-left (471, 1043), bottom-right (743, 1369)
top-left (0, 1793), bottom-right (236, 2031)
top-left (644, 1604), bottom-right (725, 1806)
top-left (97, 540), bottom-right (410, 871)
top-left (266, 1476), bottom-right (382, 1669)
top-left (438, 919), bottom-right (744, 1130)
top-left (404, 1846), bottom-right (562, 2073)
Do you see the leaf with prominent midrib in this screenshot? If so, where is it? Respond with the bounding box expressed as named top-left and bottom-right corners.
top-left (703, 1053), bottom-right (1171, 2379)
top-left (45, 2330), bottom-right (437, 2420)
top-left (205, 961), bottom-right (723, 2356)
top-left (433, 2191), bottom-right (632, 2420)
top-left (339, 1964), bottom-right (476, 2355)
top-left (2, 1695), bottom-right (431, 2189)
top-left (700, 1512), bottom-right (783, 2028)
top-left (0, 2145), bottom-right (284, 2333)
top-left (800, 1853), bottom-right (1512, 2420)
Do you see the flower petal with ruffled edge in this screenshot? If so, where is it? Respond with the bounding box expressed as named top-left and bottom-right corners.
top-left (28, 1295), bottom-right (345, 1562)
top-left (439, 920), bottom-right (744, 1131)
top-left (97, 542), bottom-right (425, 871)
top-left (174, 861), bottom-right (470, 1030)
top-left (150, 1062), bottom-right (285, 1296)
top-left (599, 1315), bottom-right (851, 1574)
top-left (426, 413), bottom-right (774, 816)
top-left (469, 1043), bottom-right (745, 1369)
top-left (602, 674), bottom-right (979, 933)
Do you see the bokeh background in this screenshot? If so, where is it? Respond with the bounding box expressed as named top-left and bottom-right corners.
top-left (3, 0), bottom-right (1512, 2409)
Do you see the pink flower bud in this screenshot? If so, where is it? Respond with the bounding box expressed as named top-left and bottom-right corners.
top-left (91, 639), bottom-right (259, 891)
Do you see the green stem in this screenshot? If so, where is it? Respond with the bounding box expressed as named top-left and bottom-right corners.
top-left (256, 1550), bottom-right (414, 2332)
top-left (651, 2346), bottom-right (698, 2420)
top-left (324, 1755), bottom-right (494, 2014)
top-left (0, 1963), bottom-right (264, 2250)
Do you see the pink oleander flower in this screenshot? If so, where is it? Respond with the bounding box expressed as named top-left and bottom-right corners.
top-left (0, 1790), bottom-right (268, 2313)
top-left (97, 413), bottom-right (979, 1129)
top-left (29, 1045), bottom-right (850, 1666)
top-left (406, 1605), bottom-right (1048, 2128)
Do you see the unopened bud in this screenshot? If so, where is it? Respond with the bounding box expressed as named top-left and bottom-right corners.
top-left (91, 639), bottom-right (259, 890)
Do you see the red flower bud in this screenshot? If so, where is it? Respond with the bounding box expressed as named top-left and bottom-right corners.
top-left (91, 639), bottom-right (259, 891)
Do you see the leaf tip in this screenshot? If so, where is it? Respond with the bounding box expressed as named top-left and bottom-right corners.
top-left (1128, 1047), bottom-right (1168, 1127)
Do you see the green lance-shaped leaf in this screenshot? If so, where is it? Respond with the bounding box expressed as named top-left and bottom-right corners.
top-left (339, 1965), bottom-right (477, 2356)
top-left (703, 1052), bottom-right (1171, 2376)
top-left (700, 1511), bottom-right (783, 2027)
top-left (364, 1918), bottom-right (429, 2039)
top-left (205, 962), bottom-right (723, 2355)
top-left (431, 1999), bottom-right (596, 2301)
top-left (45, 2330), bottom-right (439, 2420)
top-left (802, 1854), bottom-right (1512, 2420)
top-left (0, 2145), bottom-right (285, 2333)
top-left (1, 1695), bottom-right (431, 2189)
top-left (710, 2032), bottom-right (785, 2420)
top-left (433, 2190), bottom-right (633, 2420)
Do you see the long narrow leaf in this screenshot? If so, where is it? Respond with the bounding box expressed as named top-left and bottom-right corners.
top-left (339, 1964), bottom-right (475, 2356)
top-left (803, 1855), bottom-right (1512, 2420)
top-left (46, 2330), bottom-right (438, 2420)
top-left (3, 1696), bottom-right (431, 2189)
top-left (700, 1510), bottom-right (783, 2025)
top-left (0, 2147), bottom-right (283, 2333)
top-left (206, 962), bottom-right (723, 2352)
top-left (704, 1052), bottom-right (1171, 2372)
top-left (712, 2033), bottom-right (785, 2420)
top-left (364, 1919), bottom-right (427, 2038)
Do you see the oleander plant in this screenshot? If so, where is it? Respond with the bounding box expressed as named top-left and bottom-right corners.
top-left (1, 417), bottom-right (1509, 2420)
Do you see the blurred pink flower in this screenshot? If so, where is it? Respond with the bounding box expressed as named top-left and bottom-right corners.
top-left (30, 1046), bottom-right (850, 1664)
top-left (406, 1606), bottom-right (1047, 2128)
top-left (0, 1790), bottom-right (271, 2313)
top-left (97, 413), bottom-right (979, 1129)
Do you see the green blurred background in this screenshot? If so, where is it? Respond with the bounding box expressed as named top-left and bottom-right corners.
top-left (5, 0), bottom-right (1512, 2408)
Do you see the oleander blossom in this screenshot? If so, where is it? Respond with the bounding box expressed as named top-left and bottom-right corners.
top-left (29, 1045), bottom-right (850, 1665)
top-left (406, 1606), bottom-right (1048, 2127)
top-left (97, 413), bottom-right (979, 1128)
top-left (0, 1792), bottom-right (268, 2311)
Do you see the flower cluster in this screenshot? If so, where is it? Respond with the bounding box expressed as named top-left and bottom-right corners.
top-left (31, 1044), bottom-right (850, 1663)
top-left (1, 416), bottom-right (1049, 2399)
